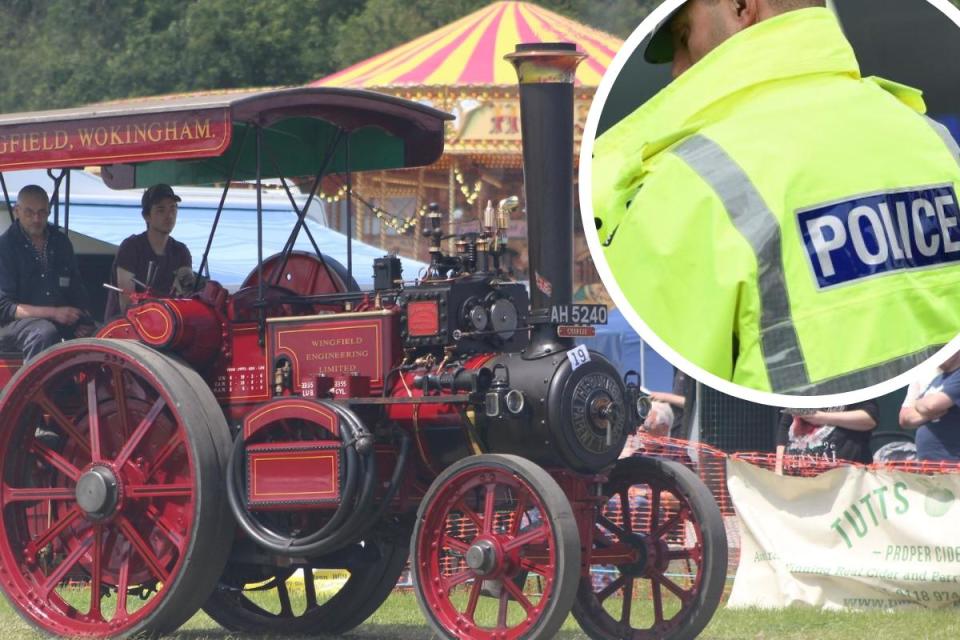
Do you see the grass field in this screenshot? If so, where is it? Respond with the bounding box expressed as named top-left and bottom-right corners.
top-left (2, 587), bottom-right (960, 639)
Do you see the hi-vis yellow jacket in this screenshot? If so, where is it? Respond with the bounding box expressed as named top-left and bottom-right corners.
top-left (593, 8), bottom-right (960, 395)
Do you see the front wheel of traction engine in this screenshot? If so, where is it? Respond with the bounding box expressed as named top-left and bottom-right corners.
top-left (0, 339), bottom-right (232, 638)
top-left (572, 456), bottom-right (728, 640)
top-left (413, 454), bottom-right (581, 640)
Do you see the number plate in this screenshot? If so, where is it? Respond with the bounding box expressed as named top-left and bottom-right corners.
top-left (549, 304), bottom-right (608, 325)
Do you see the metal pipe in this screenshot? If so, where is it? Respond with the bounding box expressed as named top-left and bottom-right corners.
top-left (198, 126), bottom-right (249, 279)
top-left (1, 173), bottom-right (12, 223)
top-left (64, 170), bottom-right (70, 233)
top-left (505, 42), bottom-right (586, 358)
top-left (346, 133), bottom-right (353, 281)
top-left (256, 125), bottom-right (264, 345)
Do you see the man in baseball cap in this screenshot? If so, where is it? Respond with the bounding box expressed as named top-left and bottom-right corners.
top-left (108, 183), bottom-right (193, 316)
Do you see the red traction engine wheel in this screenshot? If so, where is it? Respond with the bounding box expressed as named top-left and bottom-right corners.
top-left (203, 400), bottom-right (410, 635)
top-left (572, 456), bottom-right (728, 640)
top-left (0, 339), bottom-right (232, 638)
top-left (413, 454), bottom-right (581, 640)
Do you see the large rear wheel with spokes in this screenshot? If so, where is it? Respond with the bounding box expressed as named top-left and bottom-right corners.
top-left (0, 339), bottom-right (231, 638)
top-left (572, 456), bottom-right (727, 640)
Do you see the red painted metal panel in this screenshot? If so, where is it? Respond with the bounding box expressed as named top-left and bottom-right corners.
top-left (270, 312), bottom-right (400, 396)
top-left (245, 441), bottom-right (341, 510)
top-left (407, 300), bottom-right (440, 336)
top-left (0, 358), bottom-right (21, 389)
top-left (0, 109), bottom-right (231, 171)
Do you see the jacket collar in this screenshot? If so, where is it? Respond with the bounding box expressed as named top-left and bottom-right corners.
top-left (594, 8), bottom-right (865, 236)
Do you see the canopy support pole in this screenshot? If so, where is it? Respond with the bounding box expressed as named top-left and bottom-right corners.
top-left (198, 126), bottom-right (250, 281)
top-left (346, 133), bottom-right (353, 281)
top-left (266, 129), bottom-right (345, 288)
top-left (256, 125), bottom-right (265, 346)
top-left (47, 169), bottom-right (66, 228)
top-left (0, 173), bottom-right (13, 223)
top-left (63, 170), bottom-right (71, 234)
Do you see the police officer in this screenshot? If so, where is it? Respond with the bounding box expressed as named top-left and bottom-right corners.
top-left (593, 0), bottom-right (960, 394)
top-left (0, 185), bottom-right (94, 360)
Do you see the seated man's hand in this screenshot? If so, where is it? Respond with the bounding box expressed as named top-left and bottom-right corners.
top-left (172, 266), bottom-right (197, 296)
top-left (73, 322), bottom-right (96, 338)
top-left (51, 306), bottom-right (83, 326)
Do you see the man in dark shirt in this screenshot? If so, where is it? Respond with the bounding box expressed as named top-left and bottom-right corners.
top-left (900, 350), bottom-right (960, 461)
top-left (111, 183), bottom-right (193, 315)
top-left (776, 401), bottom-right (879, 465)
top-left (0, 185), bottom-right (94, 360)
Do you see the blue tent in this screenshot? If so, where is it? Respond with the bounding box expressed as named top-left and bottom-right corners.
top-left (1, 169), bottom-right (426, 288)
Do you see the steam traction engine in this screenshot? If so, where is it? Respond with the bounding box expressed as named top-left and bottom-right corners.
top-left (0, 44), bottom-right (726, 638)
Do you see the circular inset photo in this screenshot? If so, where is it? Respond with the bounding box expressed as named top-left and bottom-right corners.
top-left (582, 0), bottom-right (960, 404)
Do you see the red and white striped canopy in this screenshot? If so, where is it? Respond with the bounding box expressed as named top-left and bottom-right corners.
top-left (312, 1), bottom-right (622, 89)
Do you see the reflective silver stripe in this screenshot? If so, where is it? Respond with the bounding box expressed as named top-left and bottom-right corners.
top-left (672, 134), bottom-right (810, 393)
top-left (924, 115), bottom-right (960, 167)
top-left (786, 345), bottom-right (944, 395)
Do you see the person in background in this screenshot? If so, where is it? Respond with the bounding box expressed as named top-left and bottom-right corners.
top-left (110, 183), bottom-right (193, 317)
top-left (775, 401), bottom-right (879, 471)
top-left (0, 185), bottom-right (94, 359)
top-left (899, 349), bottom-right (960, 461)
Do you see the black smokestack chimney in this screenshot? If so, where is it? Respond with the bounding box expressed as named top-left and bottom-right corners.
top-left (506, 42), bottom-right (585, 359)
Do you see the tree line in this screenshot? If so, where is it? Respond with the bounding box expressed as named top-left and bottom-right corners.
top-left (0, 0), bottom-right (655, 113)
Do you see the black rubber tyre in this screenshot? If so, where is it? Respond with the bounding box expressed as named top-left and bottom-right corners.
top-left (412, 454), bottom-right (581, 640)
top-left (572, 456), bottom-right (727, 640)
top-left (202, 532), bottom-right (409, 634)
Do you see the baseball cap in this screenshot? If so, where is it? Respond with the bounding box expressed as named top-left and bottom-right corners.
top-left (644, 2), bottom-right (688, 64)
top-left (141, 183), bottom-right (181, 214)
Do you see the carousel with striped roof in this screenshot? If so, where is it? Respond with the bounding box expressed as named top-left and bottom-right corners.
top-left (312, 1), bottom-right (620, 294)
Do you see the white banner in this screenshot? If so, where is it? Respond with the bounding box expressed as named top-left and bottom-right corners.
top-left (727, 458), bottom-right (960, 610)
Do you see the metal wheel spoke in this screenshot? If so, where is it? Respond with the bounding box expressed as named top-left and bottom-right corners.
top-left (619, 490), bottom-right (632, 533)
top-left (503, 524), bottom-right (547, 553)
top-left (88, 526), bottom-right (104, 620)
top-left (2, 485), bottom-right (74, 503)
top-left (443, 568), bottom-right (474, 591)
top-left (507, 494), bottom-right (528, 536)
top-left (36, 391), bottom-right (91, 457)
top-left (518, 557), bottom-right (549, 576)
top-left (652, 577), bottom-right (665, 624)
top-left (659, 573), bottom-right (692, 601)
top-left (117, 516), bottom-right (170, 584)
top-left (126, 482), bottom-right (192, 500)
top-left (145, 436), bottom-right (183, 479)
top-left (110, 365), bottom-right (130, 441)
top-left (652, 508), bottom-right (685, 540)
top-left (114, 397), bottom-right (166, 468)
top-left (303, 568), bottom-right (318, 610)
top-left (31, 442), bottom-right (82, 482)
top-left (465, 578), bottom-right (483, 620)
top-left (115, 550), bottom-right (131, 621)
top-left (668, 547), bottom-right (696, 561)
top-left (496, 587), bottom-right (509, 630)
top-left (42, 529), bottom-right (95, 596)
top-left (28, 506), bottom-right (82, 556)
top-left (648, 487), bottom-right (661, 534)
top-left (620, 578), bottom-right (634, 624)
top-left (481, 483), bottom-right (496, 534)
top-left (276, 575), bottom-right (293, 616)
top-left (502, 576), bottom-right (533, 612)
top-left (441, 535), bottom-right (470, 555)
top-left (143, 506), bottom-right (185, 548)
top-left (596, 574), bottom-right (626, 603)
top-left (86, 381), bottom-right (102, 462)
top-left (454, 499), bottom-right (483, 534)
top-left (597, 515), bottom-right (630, 541)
